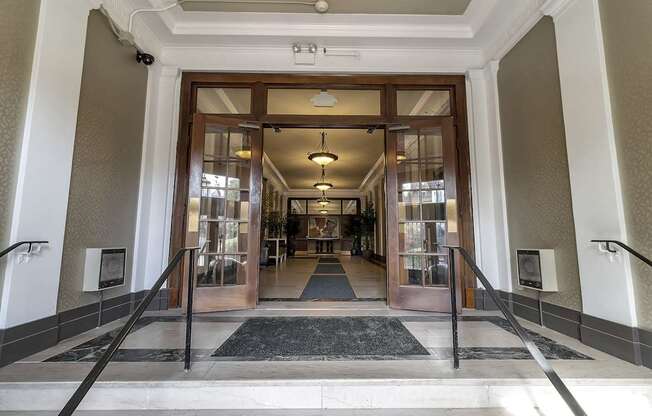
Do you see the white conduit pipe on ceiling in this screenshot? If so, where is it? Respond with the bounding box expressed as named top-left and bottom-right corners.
top-left (128, 0), bottom-right (328, 33)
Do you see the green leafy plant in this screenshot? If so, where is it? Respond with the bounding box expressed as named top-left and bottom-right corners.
top-left (360, 203), bottom-right (376, 252)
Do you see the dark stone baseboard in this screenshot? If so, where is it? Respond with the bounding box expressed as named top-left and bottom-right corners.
top-left (474, 288), bottom-right (651, 370)
top-left (0, 288), bottom-right (168, 367)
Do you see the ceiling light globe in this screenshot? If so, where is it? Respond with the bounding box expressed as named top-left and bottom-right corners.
top-left (314, 0), bottom-right (329, 13)
top-left (314, 182), bottom-right (333, 191)
top-left (318, 199), bottom-right (330, 207)
top-left (320, 210), bottom-right (328, 215)
top-left (308, 152), bottom-right (338, 166)
top-left (235, 148), bottom-right (251, 160)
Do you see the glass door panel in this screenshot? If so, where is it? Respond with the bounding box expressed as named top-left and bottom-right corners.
top-left (386, 118), bottom-right (460, 312)
top-left (185, 114), bottom-right (261, 312)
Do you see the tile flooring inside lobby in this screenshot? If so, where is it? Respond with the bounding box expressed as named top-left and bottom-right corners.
top-left (259, 255), bottom-right (386, 300)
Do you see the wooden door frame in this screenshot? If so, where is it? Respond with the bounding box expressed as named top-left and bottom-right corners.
top-left (182, 114), bottom-right (262, 312)
top-left (169, 73), bottom-right (476, 309)
top-left (385, 118), bottom-right (463, 312)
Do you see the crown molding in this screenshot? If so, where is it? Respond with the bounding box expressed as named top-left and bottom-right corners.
top-left (262, 153), bottom-right (289, 192)
top-left (541, 0), bottom-right (577, 20)
top-left (358, 154), bottom-right (385, 192)
top-left (485, 0), bottom-right (546, 62)
top-left (94, 0), bottom-right (164, 57)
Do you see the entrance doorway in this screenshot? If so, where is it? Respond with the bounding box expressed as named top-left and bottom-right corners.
top-left (170, 74), bottom-right (474, 313)
top-left (259, 127), bottom-right (386, 302)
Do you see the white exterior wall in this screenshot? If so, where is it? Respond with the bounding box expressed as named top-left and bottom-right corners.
top-left (465, 64), bottom-right (511, 291)
top-left (552, 0), bottom-right (637, 326)
top-left (0, 0), bottom-right (94, 327)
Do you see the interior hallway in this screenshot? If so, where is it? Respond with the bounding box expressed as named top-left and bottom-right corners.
top-left (259, 255), bottom-right (386, 300)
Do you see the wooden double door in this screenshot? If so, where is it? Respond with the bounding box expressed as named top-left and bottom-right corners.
top-left (185, 115), bottom-right (460, 313)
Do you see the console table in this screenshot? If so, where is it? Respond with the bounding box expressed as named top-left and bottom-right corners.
top-left (265, 237), bottom-right (286, 268)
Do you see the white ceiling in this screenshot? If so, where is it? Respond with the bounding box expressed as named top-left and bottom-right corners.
top-left (263, 128), bottom-right (384, 189)
top-left (181, 0), bottom-right (472, 15)
top-left (107, 0), bottom-right (568, 65)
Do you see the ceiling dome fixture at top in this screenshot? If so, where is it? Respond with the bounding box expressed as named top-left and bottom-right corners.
top-left (308, 131), bottom-right (338, 166)
top-left (314, 0), bottom-right (329, 13)
top-left (310, 90), bottom-right (337, 107)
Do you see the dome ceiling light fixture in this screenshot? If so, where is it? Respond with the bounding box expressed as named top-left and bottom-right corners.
top-left (308, 131), bottom-right (338, 166)
top-left (313, 167), bottom-right (333, 191)
top-left (310, 90), bottom-right (338, 107)
top-left (235, 133), bottom-right (251, 160)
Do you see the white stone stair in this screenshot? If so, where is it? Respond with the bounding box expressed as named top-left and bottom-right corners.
top-left (1, 378), bottom-right (651, 415)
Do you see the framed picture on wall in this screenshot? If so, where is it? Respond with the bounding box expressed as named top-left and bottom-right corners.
top-left (308, 217), bottom-right (339, 239)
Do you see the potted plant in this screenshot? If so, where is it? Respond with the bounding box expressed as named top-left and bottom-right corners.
top-left (285, 215), bottom-right (300, 256)
top-left (344, 215), bottom-right (363, 256)
top-left (360, 203), bottom-right (376, 259)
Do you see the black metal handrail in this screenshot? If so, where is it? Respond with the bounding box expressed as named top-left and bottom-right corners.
top-left (0, 241), bottom-right (48, 259)
top-left (445, 246), bottom-right (587, 416)
top-left (591, 239), bottom-right (652, 268)
top-left (59, 246), bottom-right (200, 416)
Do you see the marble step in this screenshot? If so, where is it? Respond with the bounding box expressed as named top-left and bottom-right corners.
top-left (0, 410), bottom-right (516, 416)
top-left (1, 378), bottom-right (651, 414)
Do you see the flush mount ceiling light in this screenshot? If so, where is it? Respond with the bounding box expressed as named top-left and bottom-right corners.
top-left (310, 90), bottom-right (338, 107)
top-left (308, 131), bottom-right (338, 166)
top-left (313, 167), bottom-right (333, 191)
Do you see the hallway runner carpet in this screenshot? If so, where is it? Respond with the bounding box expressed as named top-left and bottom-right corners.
top-left (300, 257), bottom-right (356, 300)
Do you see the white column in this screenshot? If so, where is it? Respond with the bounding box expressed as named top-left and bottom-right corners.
top-left (132, 65), bottom-right (181, 292)
top-left (0, 0), bottom-right (94, 327)
top-left (465, 63), bottom-right (511, 291)
top-left (551, 0), bottom-right (637, 326)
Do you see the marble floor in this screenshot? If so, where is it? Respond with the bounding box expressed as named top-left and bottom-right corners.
top-left (2, 305), bottom-right (650, 383)
top-left (259, 255), bottom-right (387, 300)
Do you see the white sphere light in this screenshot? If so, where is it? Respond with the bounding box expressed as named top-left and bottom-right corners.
top-left (314, 0), bottom-right (329, 13)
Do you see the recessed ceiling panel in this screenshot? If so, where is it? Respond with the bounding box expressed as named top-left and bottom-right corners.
top-left (267, 89), bottom-right (381, 115)
top-left (264, 128), bottom-right (384, 189)
top-left (182, 0), bottom-right (472, 15)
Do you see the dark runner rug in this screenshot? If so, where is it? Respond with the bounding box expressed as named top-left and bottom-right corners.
top-left (314, 263), bottom-right (345, 274)
top-left (300, 275), bottom-right (356, 300)
top-left (212, 317), bottom-right (429, 358)
top-left (318, 257), bottom-right (341, 264)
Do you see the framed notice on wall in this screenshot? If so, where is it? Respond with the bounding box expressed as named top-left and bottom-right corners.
top-left (308, 217), bottom-right (339, 239)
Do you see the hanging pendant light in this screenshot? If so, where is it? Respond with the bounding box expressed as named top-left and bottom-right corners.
top-left (318, 191), bottom-right (330, 207)
top-left (308, 131), bottom-right (338, 166)
top-left (235, 132), bottom-right (251, 160)
top-left (320, 209), bottom-right (328, 215)
top-left (313, 167), bottom-right (333, 191)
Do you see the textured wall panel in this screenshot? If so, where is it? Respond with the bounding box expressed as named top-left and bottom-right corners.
top-left (0, 0), bottom-right (40, 249)
top-left (497, 17), bottom-right (582, 310)
top-left (57, 11), bottom-right (148, 312)
top-left (0, 0), bottom-right (40, 303)
top-left (600, 0), bottom-right (652, 330)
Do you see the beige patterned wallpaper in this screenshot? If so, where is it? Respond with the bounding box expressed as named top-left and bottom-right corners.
top-left (497, 17), bottom-right (583, 311)
top-left (0, 0), bottom-right (40, 300)
top-left (57, 11), bottom-right (148, 312)
top-left (600, 0), bottom-right (652, 330)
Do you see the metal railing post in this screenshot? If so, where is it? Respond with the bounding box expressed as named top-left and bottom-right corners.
top-left (448, 246), bottom-right (459, 369)
top-left (184, 249), bottom-right (195, 371)
top-left (446, 245), bottom-right (587, 416)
